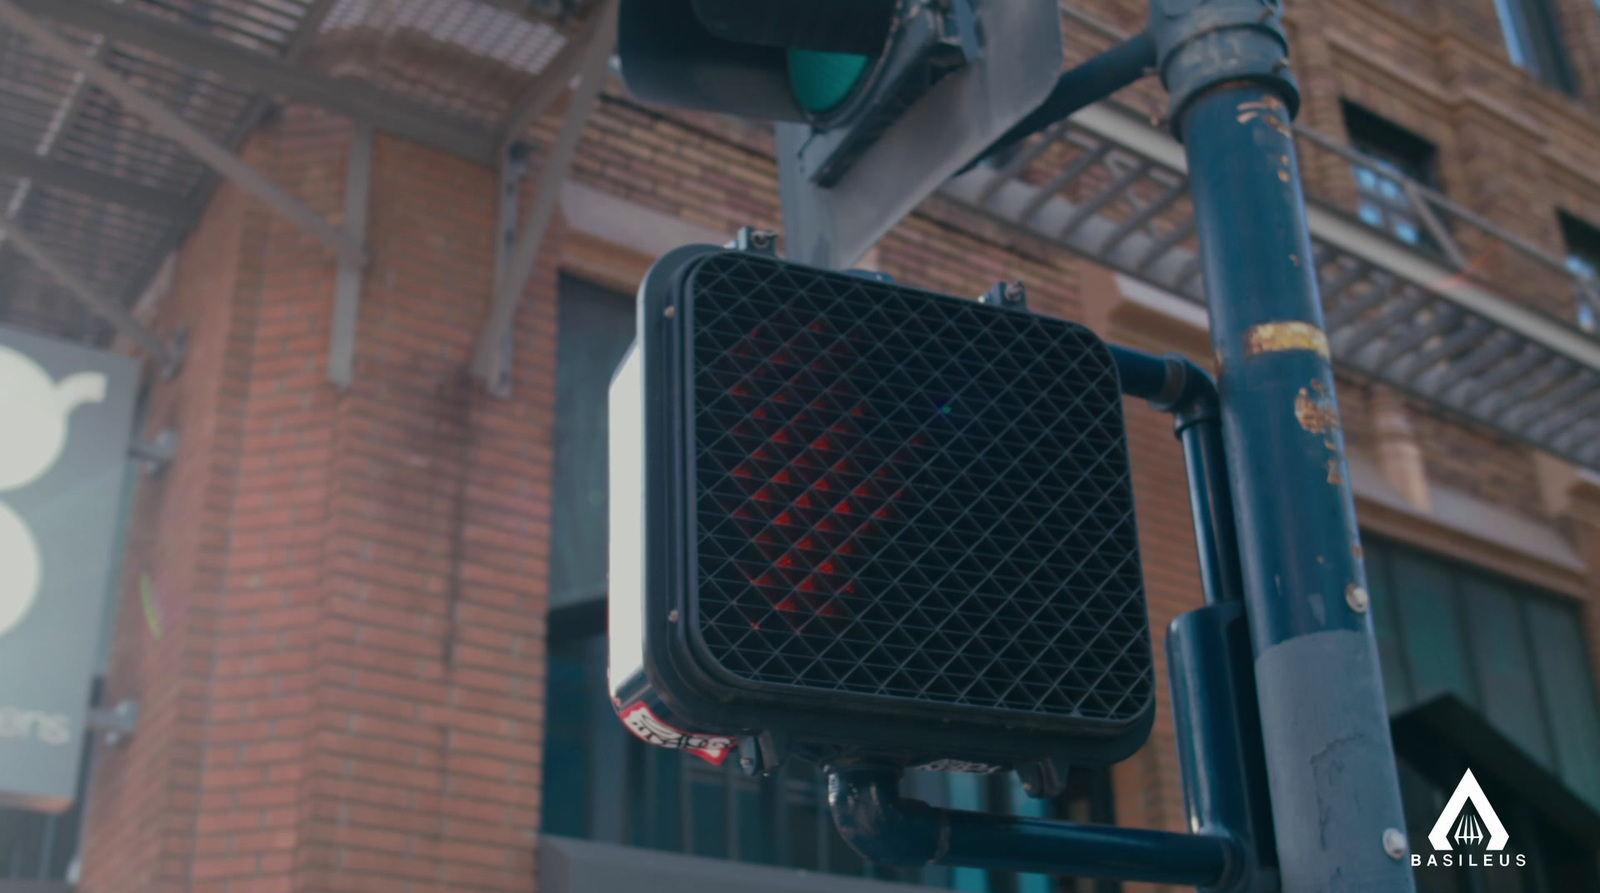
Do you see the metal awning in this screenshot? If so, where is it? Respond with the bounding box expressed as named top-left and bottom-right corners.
top-left (0, 0), bottom-right (609, 382)
top-left (942, 101), bottom-right (1600, 473)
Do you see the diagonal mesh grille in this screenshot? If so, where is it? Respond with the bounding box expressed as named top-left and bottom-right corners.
top-left (688, 253), bottom-right (1151, 723)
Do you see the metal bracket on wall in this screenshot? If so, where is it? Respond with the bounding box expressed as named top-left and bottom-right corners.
top-left (482, 144), bottom-right (532, 399)
top-left (85, 699), bottom-right (139, 747)
top-left (471, 0), bottom-right (618, 396)
top-left (128, 428), bottom-right (178, 475)
top-left (328, 124), bottom-right (374, 390)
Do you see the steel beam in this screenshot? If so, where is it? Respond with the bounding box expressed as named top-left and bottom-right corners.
top-left (1058, 159), bottom-right (1150, 240)
top-left (1366, 304), bottom-right (1462, 372)
top-left (1100, 178), bottom-right (1183, 255)
top-left (1413, 334), bottom-right (1517, 395)
top-left (286, 0), bottom-right (340, 61)
top-left (471, 0), bottom-right (616, 390)
top-left (1317, 260), bottom-right (1376, 308)
top-left (0, 33), bottom-right (109, 252)
top-left (1388, 317), bottom-right (1491, 383)
top-left (0, 0), bottom-right (366, 267)
top-left (8, 0), bottom-right (497, 163)
top-left (498, 1), bottom-right (615, 152)
top-left (1400, 179), bottom-right (1468, 271)
top-left (1533, 386), bottom-right (1600, 442)
top-left (0, 221), bottom-right (177, 370)
top-left (327, 123), bottom-right (372, 389)
top-left (1134, 217), bottom-right (1195, 272)
top-left (1501, 371), bottom-right (1595, 429)
top-left (975, 122), bottom-right (1065, 205)
top-left (100, 0), bottom-right (342, 332)
top-left (0, 145), bottom-right (188, 216)
top-left (1019, 144), bottom-right (1109, 222)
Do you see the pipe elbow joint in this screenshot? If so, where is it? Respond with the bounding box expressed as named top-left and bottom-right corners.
top-left (827, 765), bottom-right (948, 868)
top-left (1149, 353), bottom-right (1219, 429)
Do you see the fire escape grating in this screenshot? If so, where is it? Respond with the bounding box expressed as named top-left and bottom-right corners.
top-left (942, 104), bottom-right (1600, 471)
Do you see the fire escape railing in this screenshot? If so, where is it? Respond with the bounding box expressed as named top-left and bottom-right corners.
top-left (940, 20), bottom-right (1600, 472)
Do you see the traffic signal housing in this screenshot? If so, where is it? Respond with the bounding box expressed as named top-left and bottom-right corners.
top-left (608, 245), bottom-right (1153, 775)
top-left (617, 0), bottom-right (1064, 269)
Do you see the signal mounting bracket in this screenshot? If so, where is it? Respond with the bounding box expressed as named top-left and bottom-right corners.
top-left (727, 226), bottom-right (779, 256)
top-left (979, 279), bottom-right (1028, 311)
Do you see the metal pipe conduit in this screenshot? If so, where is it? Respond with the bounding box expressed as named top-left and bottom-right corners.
top-left (1109, 344), bottom-right (1244, 605)
top-left (825, 763), bottom-right (1238, 886)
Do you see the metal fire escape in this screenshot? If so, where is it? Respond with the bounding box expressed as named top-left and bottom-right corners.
top-left (0, 1), bottom-right (1597, 469)
top-left (942, 13), bottom-right (1600, 473)
top-left (0, 0), bottom-right (616, 389)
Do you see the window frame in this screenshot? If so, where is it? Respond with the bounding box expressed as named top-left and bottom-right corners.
top-left (1493, 0), bottom-right (1578, 95)
top-left (1365, 535), bottom-right (1600, 808)
top-left (1557, 211), bottom-right (1600, 333)
top-left (1340, 102), bottom-right (1442, 253)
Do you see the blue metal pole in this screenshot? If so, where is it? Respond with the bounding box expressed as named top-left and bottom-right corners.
top-left (1150, 0), bottom-right (1416, 886)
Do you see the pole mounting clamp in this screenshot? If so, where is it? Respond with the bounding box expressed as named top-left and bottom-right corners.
top-left (1148, 0), bottom-right (1300, 137)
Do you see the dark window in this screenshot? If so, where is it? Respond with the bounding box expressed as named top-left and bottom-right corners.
top-left (1367, 537), bottom-right (1600, 891)
top-left (0, 680), bottom-right (99, 883)
top-left (548, 276), bottom-right (638, 609)
top-left (540, 276), bottom-right (1120, 892)
top-left (1341, 102), bottom-right (1439, 250)
top-left (1365, 537), bottom-right (1600, 807)
top-left (1494, 0), bottom-right (1577, 94)
top-left (1558, 212), bottom-right (1600, 332)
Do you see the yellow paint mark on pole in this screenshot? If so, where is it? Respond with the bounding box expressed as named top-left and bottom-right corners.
top-left (1245, 321), bottom-right (1330, 359)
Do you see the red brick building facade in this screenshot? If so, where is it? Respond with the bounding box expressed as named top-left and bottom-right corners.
top-left (5, 0), bottom-right (1600, 892)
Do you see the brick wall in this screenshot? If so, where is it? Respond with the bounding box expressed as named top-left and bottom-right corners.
top-left (83, 107), bottom-right (560, 893)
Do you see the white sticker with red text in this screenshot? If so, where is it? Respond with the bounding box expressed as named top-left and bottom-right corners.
top-left (618, 701), bottom-right (736, 766)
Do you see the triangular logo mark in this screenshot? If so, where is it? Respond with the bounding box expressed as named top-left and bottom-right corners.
top-left (1428, 769), bottom-right (1509, 852)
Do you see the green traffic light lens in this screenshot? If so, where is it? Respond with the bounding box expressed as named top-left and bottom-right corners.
top-left (787, 49), bottom-right (871, 114)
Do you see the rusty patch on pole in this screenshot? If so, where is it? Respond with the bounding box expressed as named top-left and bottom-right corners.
top-left (1237, 96), bottom-right (1293, 137)
top-left (1246, 321), bottom-right (1330, 359)
top-left (1295, 386), bottom-right (1341, 434)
